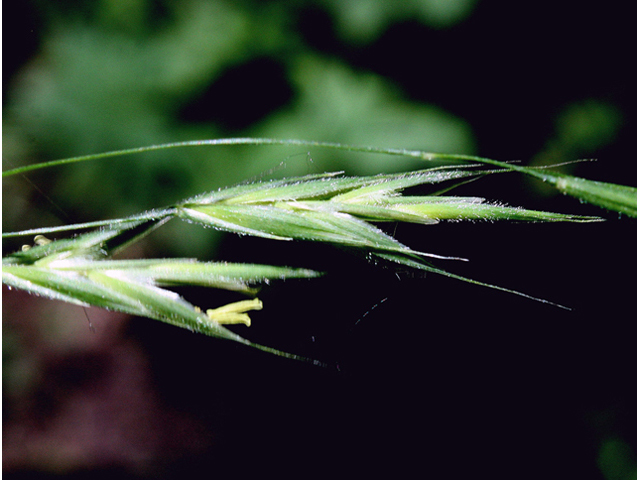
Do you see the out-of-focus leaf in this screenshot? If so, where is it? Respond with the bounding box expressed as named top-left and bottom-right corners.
top-left (260, 58), bottom-right (476, 175)
top-left (322, 0), bottom-right (478, 43)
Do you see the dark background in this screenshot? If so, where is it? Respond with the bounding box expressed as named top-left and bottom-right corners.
top-left (3, 1), bottom-right (636, 478)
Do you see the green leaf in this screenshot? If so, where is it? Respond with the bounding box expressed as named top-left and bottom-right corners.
top-left (514, 169), bottom-right (636, 217)
top-left (422, 153), bottom-right (637, 217)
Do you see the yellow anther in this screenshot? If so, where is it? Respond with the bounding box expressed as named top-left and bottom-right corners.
top-left (34, 235), bottom-right (53, 246)
top-left (205, 298), bottom-right (263, 327)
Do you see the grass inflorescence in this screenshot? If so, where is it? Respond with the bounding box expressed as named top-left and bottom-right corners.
top-left (3, 138), bottom-right (634, 361)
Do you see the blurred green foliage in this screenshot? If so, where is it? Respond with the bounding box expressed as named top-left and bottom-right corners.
top-left (598, 438), bottom-right (636, 480)
top-left (322, 0), bottom-right (479, 41)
